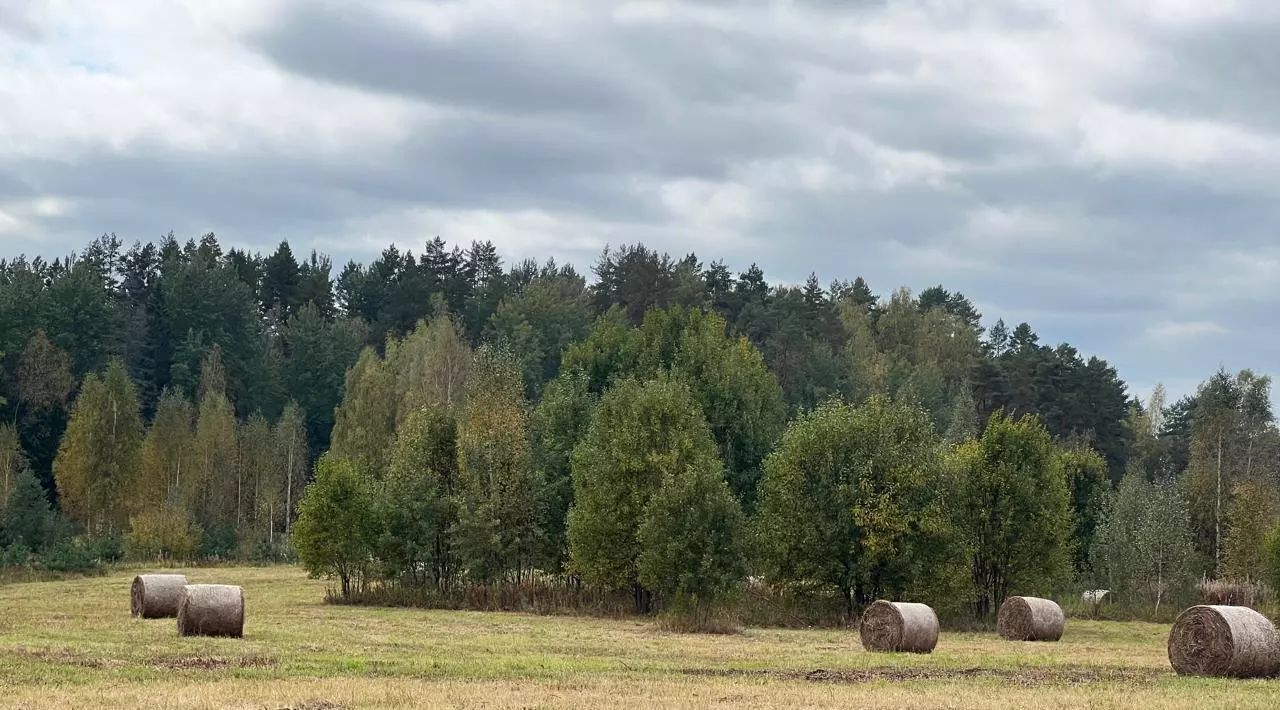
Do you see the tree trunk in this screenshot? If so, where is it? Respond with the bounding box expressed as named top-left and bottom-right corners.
top-left (1215, 429), bottom-right (1223, 571)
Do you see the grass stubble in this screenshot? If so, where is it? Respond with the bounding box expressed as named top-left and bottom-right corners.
top-left (2, 567), bottom-right (1279, 709)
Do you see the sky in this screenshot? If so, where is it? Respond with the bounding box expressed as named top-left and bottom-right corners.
top-left (2, 0), bottom-right (1279, 403)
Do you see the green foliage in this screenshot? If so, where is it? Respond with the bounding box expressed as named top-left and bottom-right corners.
top-left (453, 347), bottom-right (542, 583)
top-left (133, 389), bottom-right (193, 514)
top-left (1091, 474), bottom-right (1195, 611)
top-left (1222, 478), bottom-right (1279, 581)
top-left (126, 505), bottom-right (201, 561)
top-left (567, 376), bottom-right (722, 596)
top-left (1061, 447), bottom-right (1109, 575)
top-left (52, 359), bottom-right (143, 532)
top-left (388, 313), bottom-right (471, 424)
top-left (488, 265), bottom-right (591, 398)
top-left (0, 423), bottom-right (24, 504)
top-left (755, 396), bottom-right (963, 616)
top-left (563, 306), bottom-right (785, 505)
top-left (1264, 522), bottom-right (1280, 593)
top-left (379, 407), bottom-right (458, 588)
top-left (637, 463), bottom-right (746, 623)
top-left (530, 369), bottom-right (596, 568)
top-left (2, 467), bottom-right (56, 552)
top-left (956, 412), bottom-right (1073, 617)
top-left (329, 347), bottom-right (397, 477)
top-left (192, 349), bottom-right (239, 532)
top-left (293, 455), bottom-right (379, 598)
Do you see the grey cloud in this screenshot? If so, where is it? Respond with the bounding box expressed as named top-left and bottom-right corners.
top-left (1120, 17), bottom-right (1280, 135)
top-left (9, 0), bottom-right (1280, 404)
top-left (252, 4), bottom-right (647, 116)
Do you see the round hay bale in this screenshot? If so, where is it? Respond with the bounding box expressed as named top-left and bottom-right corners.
top-left (1081, 589), bottom-right (1111, 605)
top-left (859, 600), bottom-right (939, 654)
top-left (997, 596), bottom-right (1065, 641)
top-left (130, 574), bottom-right (189, 618)
top-left (177, 584), bottom-right (245, 638)
top-left (1167, 605), bottom-right (1280, 678)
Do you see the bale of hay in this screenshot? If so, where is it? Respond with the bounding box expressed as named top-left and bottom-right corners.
top-left (130, 574), bottom-right (189, 618)
top-left (177, 584), bottom-right (245, 638)
top-left (997, 596), bottom-right (1065, 641)
top-left (860, 600), bottom-right (939, 653)
top-left (1082, 589), bottom-right (1111, 605)
top-left (1167, 605), bottom-right (1280, 678)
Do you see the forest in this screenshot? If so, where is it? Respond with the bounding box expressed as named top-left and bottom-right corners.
top-left (0, 232), bottom-right (1274, 623)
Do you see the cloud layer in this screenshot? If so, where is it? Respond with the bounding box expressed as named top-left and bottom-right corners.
top-left (3, 0), bottom-right (1279, 400)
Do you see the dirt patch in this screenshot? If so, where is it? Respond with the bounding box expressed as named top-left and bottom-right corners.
top-left (683, 665), bottom-right (1166, 687)
top-left (276, 702), bottom-right (345, 710)
top-left (153, 655), bottom-right (278, 671)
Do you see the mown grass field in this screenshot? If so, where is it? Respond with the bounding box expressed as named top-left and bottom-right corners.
top-left (1, 566), bottom-right (1278, 708)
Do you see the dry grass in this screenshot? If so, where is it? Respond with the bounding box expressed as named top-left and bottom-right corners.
top-left (2, 566), bottom-right (1280, 708)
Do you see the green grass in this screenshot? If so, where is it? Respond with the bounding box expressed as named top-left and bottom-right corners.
top-left (1, 566), bottom-right (1278, 708)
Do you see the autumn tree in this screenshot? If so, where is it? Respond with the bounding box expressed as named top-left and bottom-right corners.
top-left (191, 347), bottom-right (239, 547)
top-left (388, 313), bottom-right (471, 425)
top-left (52, 359), bottom-right (143, 532)
top-left (453, 347), bottom-right (541, 583)
top-left (1184, 369), bottom-right (1275, 570)
top-left (275, 402), bottom-right (308, 535)
top-left (329, 348), bottom-right (396, 478)
top-left (1222, 479), bottom-right (1280, 582)
top-left (133, 388), bottom-right (194, 513)
top-left (17, 329), bottom-right (74, 415)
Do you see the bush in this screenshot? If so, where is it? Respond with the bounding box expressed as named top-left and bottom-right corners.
top-left (40, 537), bottom-right (101, 572)
top-left (637, 465), bottom-right (746, 630)
top-left (293, 454), bottom-right (379, 598)
top-left (127, 507), bottom-right (201, 561)
top-left (199, 524), bottom-right (238, 560)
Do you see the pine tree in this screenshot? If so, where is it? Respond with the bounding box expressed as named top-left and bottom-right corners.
top-left (2, 467), bottom-right (56, 551)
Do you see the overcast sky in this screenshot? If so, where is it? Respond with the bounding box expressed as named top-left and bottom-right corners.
top-left (3, 1), bottom-right (1279, 402)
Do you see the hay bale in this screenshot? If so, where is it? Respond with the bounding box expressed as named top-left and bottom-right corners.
top-left (1082, 589), bottom-right (1111, 605)
top-left (130, 574), bottom-right (189, 618)
top-left (997, 596), bottom-right (1065, 641)
top-left (1167, 605), bottom-right (1280, 678)
top-left (177, 584), bottom-right (245, 638)
top-left (860, 600), bottom-right (939, 653)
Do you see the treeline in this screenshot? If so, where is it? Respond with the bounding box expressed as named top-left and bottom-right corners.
top-left (0, 233), bottom-right (1273, 624)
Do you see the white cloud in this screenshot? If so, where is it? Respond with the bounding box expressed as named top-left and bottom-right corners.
top-left (4, 0), bottom-right (1280, 399)
top-left (1146, 320), bottom-right (1228, 340)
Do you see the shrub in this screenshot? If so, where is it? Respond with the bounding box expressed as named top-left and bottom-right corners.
top-left (127, 507), bottom-right (201, 561)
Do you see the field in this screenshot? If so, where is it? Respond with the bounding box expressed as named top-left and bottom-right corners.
top-left (1, 567), bottom-right (1278, 708)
